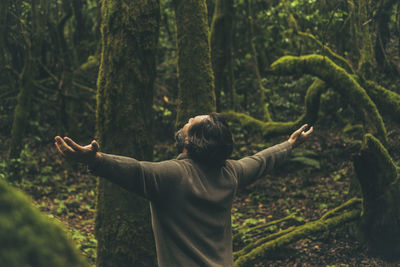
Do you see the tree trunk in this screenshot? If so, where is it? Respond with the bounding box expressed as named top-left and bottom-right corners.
top-left (8, 0), bottom-right (40, 159)
top-left (355, 0), bottom-right (376, 78)
top-left (353, 134), bottom-right (400, 260)
top-left (374, 0), bottom-right (396, 72)
top-left (95, 1), bottom-right (159, 266)
top-left (210, 0), bottom-right (236, 111)
top-left (173, 0), bottom-right (216, 128)
top-left (244, 0), bottom-right (271, 121)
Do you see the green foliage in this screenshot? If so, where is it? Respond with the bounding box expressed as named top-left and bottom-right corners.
top-left (289, 148), bottom-right (321, 169)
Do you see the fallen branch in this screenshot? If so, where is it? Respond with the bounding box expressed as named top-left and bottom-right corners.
top-left (223, 78), bottom-right (324, 138)
top-left (234, 198), bottom-right (362, 266)
top-left (270, 54), bottom-right (387, 145)
top-left (233, 214), bottom-right (304, 245)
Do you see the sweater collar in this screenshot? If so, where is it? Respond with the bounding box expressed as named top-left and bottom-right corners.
top-left (176, 153), bottom-right (189, 160)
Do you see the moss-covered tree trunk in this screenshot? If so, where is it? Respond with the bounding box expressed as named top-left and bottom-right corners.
top-left (173, 0), bottom-right (216, 128)
top-left (353, 134), bottom-right (400, 259)
top-left (210, 0), bottom-right (236, 111)
top-left (0, 179), bottom-right (89, 267)
top-left (374, 0), bottom-right (397, 72)
top-left (8, 0), bottom-right (39, 159)
top-left (355, 0), bottom-right (376, 78)
top-left (95, 1), bottom-right (159, 266)
top-left (244, 0), bottom-right (271, 121)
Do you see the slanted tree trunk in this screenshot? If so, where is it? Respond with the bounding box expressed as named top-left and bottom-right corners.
top-left (173, 0), bottom-right (216, 128)
top-left (95, 1), bottom-right (160, 266)
top-left (210, 0), bottom-right (236, 111)
top-left (353, 134), bottom-right (400, 259)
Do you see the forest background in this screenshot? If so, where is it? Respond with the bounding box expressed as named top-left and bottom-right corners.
top-left (1, 0), bottom-right (400, 266)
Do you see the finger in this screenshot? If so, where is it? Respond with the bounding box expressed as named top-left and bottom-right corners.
top-left (305, 126), bottom-right (314, 135)
top-left (56, 137), bottom-right (75, 154)
top-left (55, 142), bottom-right (66, 157)
top-left (299, 124), bottom-right (308, 132)
top-left (91, 140), bottom-right (100, 152)
top-left (294, 124), bottom-right (308, 137)
top-left (301, 126), bottom-right (314, 139)
top-left (302, 126), bottom-right (314, 136)
top-left (64, 137), bottom-right (83, 151)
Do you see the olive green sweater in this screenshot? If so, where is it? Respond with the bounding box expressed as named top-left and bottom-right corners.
top-left (90, 141), bottom-right (292, 267)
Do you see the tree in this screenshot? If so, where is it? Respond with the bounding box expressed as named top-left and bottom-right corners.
top-left (210, 0), bottom-right (236, 111)
top-left (95, 0), bottom-right (160, 266)
top-left (173, 0), bottom-right (216, 128)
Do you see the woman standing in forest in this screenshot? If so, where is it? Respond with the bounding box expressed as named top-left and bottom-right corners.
top-left (55, 113), bottom-right (313, 266)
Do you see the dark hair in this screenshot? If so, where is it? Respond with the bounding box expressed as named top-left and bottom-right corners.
top-left (186, 113), bottom-right (234, 167)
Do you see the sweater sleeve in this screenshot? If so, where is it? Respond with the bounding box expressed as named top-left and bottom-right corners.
top-left (231, 141), bottom-right (292, 189)
top-left (88, 153), bottom-right (183, 201)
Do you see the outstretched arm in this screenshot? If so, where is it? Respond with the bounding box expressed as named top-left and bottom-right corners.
top-left (54, 136), bottom-right (183, 200)
top-left (233, 124), bottom-right (314, 188)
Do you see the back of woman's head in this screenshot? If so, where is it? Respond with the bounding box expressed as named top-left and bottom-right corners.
top-left (186, 113), bottom-right (234, 167)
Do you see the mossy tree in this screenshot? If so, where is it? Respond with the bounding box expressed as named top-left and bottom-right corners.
top-left (374, 0), bottom-right (398, 73)
top-left (95, 0), bottom-right (160, 266)
top-left (8, 0), bottom-right (40, 159)
top-left (353, 134), bottom-right (400, 259)
top-left (243, 0), bottom-right (271, 121)
top-left (210, 0), bottom-right (236, 111)
top-left (173, 0), bottom-right (216, 128)
top-left (0, 179), bottom-right (88, 267)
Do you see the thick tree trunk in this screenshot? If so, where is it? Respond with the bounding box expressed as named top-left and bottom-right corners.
top-left (95, 1), bottom-right (159, 266)
top-left (210, 0), bottom-right (236, 111)
top-left (173, 0), bottom-right (216, 128)
top-left (353, 134), bottom-right (400, 260)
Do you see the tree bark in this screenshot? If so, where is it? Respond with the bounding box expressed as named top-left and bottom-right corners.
top-left (353, 134), bottom-right (400, 260)
top-left (95, 1), bottom-right (159, 266)
top-left (8, 0), bottom-right (40, 159)
top-left (210, 0), bottom-right (236, 111)
top-left (173, 0), bottom-right (216, 128)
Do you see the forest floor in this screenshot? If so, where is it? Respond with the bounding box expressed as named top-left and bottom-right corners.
top-left (4, 125), bottom-right (400, 267)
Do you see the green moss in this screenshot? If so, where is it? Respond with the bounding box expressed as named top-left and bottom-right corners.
top-left (297, 32), bottom-right (355, 74)
top-left (234, 203), bottom-right (361, 267)
top-left (223, 77), bottom-right (323, 138)
top-left (270, 54), bottom-right (387, 145)
top-left (0, 179), bottom-right (88, 267)
top-left (363, 80), bottom-right (400, 123)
